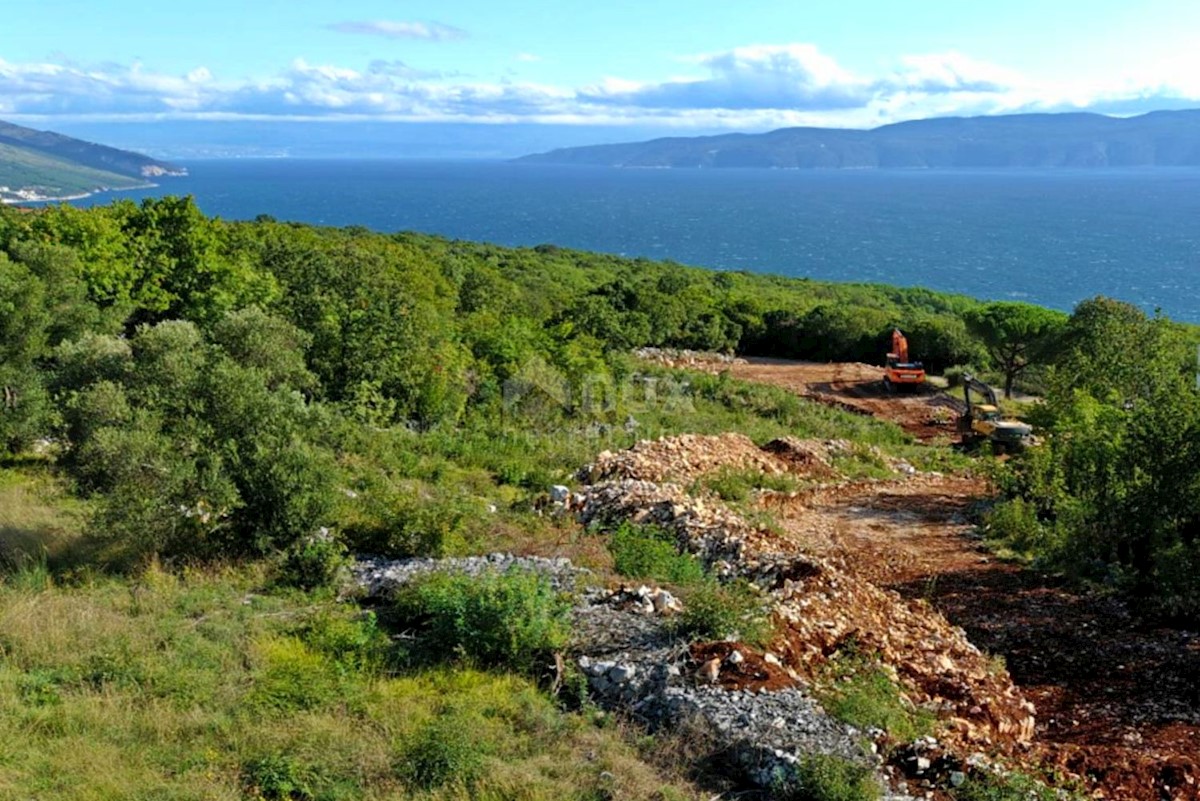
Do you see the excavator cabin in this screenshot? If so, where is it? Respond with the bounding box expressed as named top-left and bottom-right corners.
top-left (883, 328), bottom-right (926, 392)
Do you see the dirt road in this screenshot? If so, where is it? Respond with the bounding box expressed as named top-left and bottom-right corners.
top-left (630, 351), bottom-right (1200, 797)
top-left (774, 475), bottom-right (1200, 801)
top-left (683, 356), bottom-right (965, 441)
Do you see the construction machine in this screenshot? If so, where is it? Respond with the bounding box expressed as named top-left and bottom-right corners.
top-left (958, 374), bottom-right (1033, 453)
top-left (883, 329), bottom-right (926, 392)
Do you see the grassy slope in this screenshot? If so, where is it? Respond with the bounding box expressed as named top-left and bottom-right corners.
top-left (0, 143), bottom-right (143, 198)
top-left (0, 374), bottom-right (968, 799)
top-left (0, 564), bottom-right (703, 801)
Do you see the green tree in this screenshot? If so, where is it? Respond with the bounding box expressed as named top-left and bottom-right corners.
top-left (0, 254), bottom-right (52, 451)
top-left (1051, 296), bottom-right (1187, 404)
top-left (964, 301), bottom-right (1067, 397)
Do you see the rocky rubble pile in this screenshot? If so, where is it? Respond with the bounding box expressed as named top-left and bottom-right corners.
top-left (578, 478), bottom-right (758, 569)
top-left (580, 432), bottom-right (911, 487)
top-left (632, 347), bottom-right (747, 371)
top-left (581, 432), bottom-right (789, 484)
top-left (352, 553), bottom-right (588, 597)
top-left (572, 586), bottom-right (918, 800)
top-left (572, 433), bottom-right (1038, 758)
top-left (352, 555), bottom-right (914, 798)
top-left (772, 554), bottom-right (1038, 749)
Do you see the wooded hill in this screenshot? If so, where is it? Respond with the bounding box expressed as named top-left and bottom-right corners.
top-left (0, 119), bottom-right (183, 201)
top-left (519, 109), bottom-right (1200, 168)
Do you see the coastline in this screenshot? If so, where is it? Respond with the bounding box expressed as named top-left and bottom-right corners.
top-left (0, 180), bottom-right (162, 205)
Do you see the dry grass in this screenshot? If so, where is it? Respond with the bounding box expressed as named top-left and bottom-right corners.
top-left (0, 467), bottom-right (87, 570)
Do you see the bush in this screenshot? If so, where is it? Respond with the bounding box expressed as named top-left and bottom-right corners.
top-left (773, 754), bottom-right (881, 801)
top-left (608, 522), bottom-right (706, 586)
top-left (397, 714), bottom-right (488, 790)
top-left (242, 754), bottom-right (316, 800)
top-left (982, 498), bottom-right (1046, 555)
top-left (277, 529), bottom-right (349, 590)
top-left (942, 365), bottom-right (977, 389)
top-left (816, 646), bottom-right (934, 744)
top-left (672, 579), bottom-right (773, 647)
top-left (392, 569), bottom-right (572, 673)
top-left (347, 490), bottom-right (471, 558)
top-left (1149, 541), bottom-right (1200, 622)
top-left (950, 770), bottom-right (1062, 801)
top-left (297, 609), bottom-right (390, 674)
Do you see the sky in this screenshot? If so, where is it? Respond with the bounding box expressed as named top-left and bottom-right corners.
top-left (4, 0), bottom-right (1200, 139)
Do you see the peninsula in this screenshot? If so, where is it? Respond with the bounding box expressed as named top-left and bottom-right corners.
top-left (0, 120), bottom-right (185, 203)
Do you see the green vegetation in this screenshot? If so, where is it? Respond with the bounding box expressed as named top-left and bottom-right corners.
top-left (0, 195), bottom-right (973, 583)
top-left (392, 569), bottom-right (573, 673)
top-left (0, 142), bottom-right (143, 201)
top-left (990, 296), bottom-right (1200, 618)
top-left (0, 197), bottom-right (1192, 798)
top-left (772, 754), bottom-right (881, 801)
top-left (963, 302), bottom-right (1067, 399)
top-left (695, 466), bottom-right (802, 502)
top-left (950, 770), bottom-right (1069, 801)
top-left (814, 641), bottom-right (934, 746)
top-left (608, 522), bottom-right (707, 586)
top-left (0, 564), bottom-right (702, 800)
top-left (670, 578), bottom-right (774, 648)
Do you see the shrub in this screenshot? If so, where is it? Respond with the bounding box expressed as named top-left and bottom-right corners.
top-left (773, 754), bottom-right (881, 801)
top-left (942, 365), bottom-right (978, 389)
top-left (298, 609), bottom-right (391, 674)
top-left (1148, 541), bottom-right (1200, 622)
top-left (816, 647), bottom-right (934, 744)
top-left (348, 491), bottom-right (471, 558)
top-left (242, 754), bottom-right (315, 800)
top-left (608, 522), bottom-right (706, 586)
top-left (950, 770), bottom-right (1062, 801)
top-left (981, 498), bottom-right (1046, 555)
top-left (397, 714), bottom-right (488, 790)
top-left (672, 579), bottom-right (773, 647)
top-left (698, 467), bottom-right (801, 502)
top-left (392, 569), bottom-right (572, 673)
top-left (277, 529), bottom-right (349, 590)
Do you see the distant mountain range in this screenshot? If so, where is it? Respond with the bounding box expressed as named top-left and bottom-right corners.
top-left (518, 109), bottom-right (1200, 169)
top-left (0, 120), bottom-right (185, 203)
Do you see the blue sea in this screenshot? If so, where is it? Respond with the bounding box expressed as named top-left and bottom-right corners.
top-left (75, 160), bottom-right (1200, 322)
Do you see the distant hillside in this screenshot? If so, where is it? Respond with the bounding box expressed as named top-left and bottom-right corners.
top-left (0, 120), bottom-right (184, 203)
top-left (518, 109), bottom-right (1200, 168)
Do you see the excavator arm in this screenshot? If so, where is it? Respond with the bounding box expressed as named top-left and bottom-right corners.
top-left (883, 328), bottom-right (926, 391)
top-left (961, 374), bottom-right (998, 409)
top-left (890, 329), bottom-right (909, 363)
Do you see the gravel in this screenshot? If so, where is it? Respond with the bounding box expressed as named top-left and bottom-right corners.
top-left (352, 552), bottom-right (590, 598)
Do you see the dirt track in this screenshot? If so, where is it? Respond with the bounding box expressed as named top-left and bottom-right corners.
top-left (772, 476), bottom-right (1200, 800)
top-left (628, 353), bottom-right (1200, 798)
top-left (725, 359), bottom-right (964, 441)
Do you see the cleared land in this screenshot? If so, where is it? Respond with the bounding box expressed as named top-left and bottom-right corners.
top-left (718, 359), bottom-right (1200, 800)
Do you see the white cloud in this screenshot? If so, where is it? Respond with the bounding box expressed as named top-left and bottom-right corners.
top-left (515, 53), bottom-right (542, 63)
top-left (3, 45), bottom-right (1200, 129)
top-left (886, 52), bottom-right (1022, 94)
top-left (327, 20), bottom-right (467, 41)
top-left (582, 44), bottom-right (872, 111)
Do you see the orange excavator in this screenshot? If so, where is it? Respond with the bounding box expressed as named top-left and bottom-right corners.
top-left (883, 329), bottom-right (926, 392)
